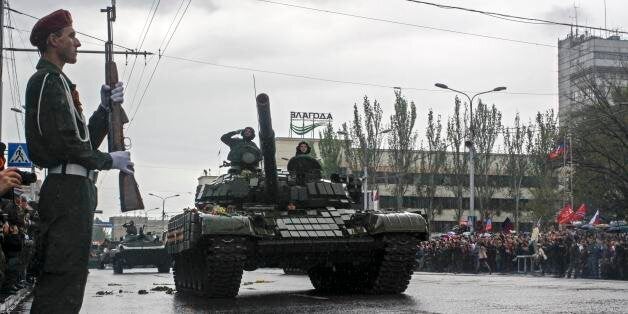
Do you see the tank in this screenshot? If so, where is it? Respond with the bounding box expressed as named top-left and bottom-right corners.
top-left (166, 93), bottom-right (428, 298)
top-left (111, 232), bottom-right (171, 274)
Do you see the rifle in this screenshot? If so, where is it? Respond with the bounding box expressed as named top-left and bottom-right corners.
top-left (103, 1), bottom-right (144, 211)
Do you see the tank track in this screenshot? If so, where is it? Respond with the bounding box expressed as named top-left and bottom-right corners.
top-left (173, 236), bottom-right (247, 298)
top-left (307, 234), bottom-right (418, 294)
top-left (364, 233), bottom-right (418, 294)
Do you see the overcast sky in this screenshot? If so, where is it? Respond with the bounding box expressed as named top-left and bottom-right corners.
top-left (2, 0), bottom-right (627, 219)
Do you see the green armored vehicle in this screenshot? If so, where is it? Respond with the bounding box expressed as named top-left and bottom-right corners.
top-left (111, 230), bottom-right (171, 274)
top-left (166, 93), bottom-right (428, 298)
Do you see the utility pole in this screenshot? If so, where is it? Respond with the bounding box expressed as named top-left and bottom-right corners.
top-left (435, 83), bottom-right (506, 233)
top-left (1, 0), bottom-right (5, 139)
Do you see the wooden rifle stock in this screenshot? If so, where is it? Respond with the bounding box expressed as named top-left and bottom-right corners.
top-left (104, 1), bottom-right (144, 211)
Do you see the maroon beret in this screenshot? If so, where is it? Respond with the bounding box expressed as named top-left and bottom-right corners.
top-left (30, 9), bottom-right (73, 47)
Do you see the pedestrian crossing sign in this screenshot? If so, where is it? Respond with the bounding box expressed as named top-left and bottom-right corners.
top-left (7, 143), bottom-right (32, 168)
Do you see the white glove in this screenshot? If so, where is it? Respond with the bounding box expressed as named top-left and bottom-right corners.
top-left (100, 82), bottom-right (125, 109)
top-left (110, 151), bottom-right (134, 175)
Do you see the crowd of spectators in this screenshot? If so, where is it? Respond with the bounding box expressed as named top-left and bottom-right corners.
top-left (416, 227), bottom-right (628, 280)
top-left (0, 193), bottom-right (38, 301)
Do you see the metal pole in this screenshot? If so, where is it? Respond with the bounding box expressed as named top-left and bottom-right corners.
top-left (162, 199), bottom-right (165, 221)
top-left (363, 144), bottom-right (368, 211)
top-left (0, 0), bottom-right (5, 139)
top-left (467, 95), bottom-right (475, 234)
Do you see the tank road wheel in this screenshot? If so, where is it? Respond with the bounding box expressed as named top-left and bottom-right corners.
top-left (174, 252), bottom-right (193, 292)
top-left (173, 254), bottom-right (184, 291)
top-left (200, 236), bottom-right (246, 298)
top-left (363, 234), bottom-right (418, 294)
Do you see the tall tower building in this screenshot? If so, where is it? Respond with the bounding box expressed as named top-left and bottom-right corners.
top-left (558, 33), bottom-right (628, 126)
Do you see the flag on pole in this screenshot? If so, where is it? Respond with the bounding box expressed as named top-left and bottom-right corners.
top-left (556, 204), bottom-right (574, 224)
top-left (571, 203), bottom-right (587, 221)
top-left (485, 218), bottom-right (493, 232)
top-left (548, 143), bottom-right (568, 160)
top-left (588, 210), bottom-right (601, 225)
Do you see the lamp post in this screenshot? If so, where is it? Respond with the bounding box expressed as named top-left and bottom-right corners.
top-left (337, 128), bottom-right (391, 210)
top-left (435, 83), bottom-right (506, 233)
top-left (148, 193), bottom-right (180, 221)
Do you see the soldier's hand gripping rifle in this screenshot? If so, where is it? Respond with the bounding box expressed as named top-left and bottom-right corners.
top-left (103, 1), bottom-right (144, 211)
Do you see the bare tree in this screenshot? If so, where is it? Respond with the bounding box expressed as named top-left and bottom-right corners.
top-left (340, 96), bottom-right (387, 200)
top-left (528, 109), bottom-right (560, 224)
top-left (503, 113), bottom-right (533, 231)
top-left (445, 97), bottom-right (469, 223)
top-left (571, 78), bottom-right (628, 217)
top-left (417, 108), bottom-right (447, 221)
top-left (318, 123), bottom-right (343, 177)
top-left (388, 90), bottom-right (419, 209)
top-left (470, 101), bottom-right (502, 221)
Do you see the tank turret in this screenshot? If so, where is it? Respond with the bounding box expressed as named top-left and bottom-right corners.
top-left (256, 93), bottom-right (279, 202)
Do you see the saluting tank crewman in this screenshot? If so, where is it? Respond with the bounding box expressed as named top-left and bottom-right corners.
top-left (221, 127), bottom-right (262, 173)
top-left (24, 9), bottom-right (134, 314)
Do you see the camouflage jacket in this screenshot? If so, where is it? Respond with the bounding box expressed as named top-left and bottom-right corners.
top-left (25, 59), bottom-right (112, 170)
top-left (220, 131), bottom-right (261, 164)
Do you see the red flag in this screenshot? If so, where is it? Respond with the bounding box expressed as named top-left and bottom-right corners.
top-left (570, 204), bottom-right (587, 221)
top-left (548, 143), bottom-right (567, 160)
top-left (556, 204), bottom-right (574, 224)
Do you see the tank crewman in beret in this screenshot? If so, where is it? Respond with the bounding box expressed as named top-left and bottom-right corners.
top-left (24, 9), bottom-right (134, 313)
top-left (221, 127), bottom-right (262, 173)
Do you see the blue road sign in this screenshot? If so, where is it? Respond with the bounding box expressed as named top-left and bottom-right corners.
top-left (7, 143), bottom-right (32, 168)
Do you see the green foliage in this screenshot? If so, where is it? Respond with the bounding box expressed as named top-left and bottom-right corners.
top-left (527, 109), bottom-right (560, 223)
top-left (502, 113), bottom-right (533, 230)
top-left (572, 82), bottom-right (628, 218)
top-left (388, 90), bottom-right (419, 209)
top-left (444, 97), bottom-right (469, 222)
top-left (471, 101), bottom-right (502, 220)
top-left (416, 108), bottom-right (447, 219)
top-left (340, 96), bottom-right (387, 186)
top-left (317, 124), bottom-right (342, 177)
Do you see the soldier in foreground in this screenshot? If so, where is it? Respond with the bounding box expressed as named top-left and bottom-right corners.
top-left (24, 9), bottom-right (134, 313)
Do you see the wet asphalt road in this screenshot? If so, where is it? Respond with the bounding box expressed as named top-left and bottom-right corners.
top-left (17, 268), bottom-right (628, 313)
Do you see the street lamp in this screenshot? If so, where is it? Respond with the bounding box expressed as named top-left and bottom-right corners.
top-left (337, 128), bottom-right (392, 210)
top-left (148, 193), bottom-right (180, 221)
top-left (435, 83), bottom-right (506, 233)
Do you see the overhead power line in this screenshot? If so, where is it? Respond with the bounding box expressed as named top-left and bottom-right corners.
top-left (161, 54), bottom-right (557, 96)
top-left (124, 0), bottom-right (161, 86)
top-left (252, 0), bottom-right (556, 48)
top-left (127, 0), bottom-right (192, 129)
top-left (6, 6), bottom-right (135, 51)
top-left (405, 0), bottom-right (628, 35)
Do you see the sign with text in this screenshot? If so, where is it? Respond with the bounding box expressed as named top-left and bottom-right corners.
top-left (289, 111), bottom-right (334, 138)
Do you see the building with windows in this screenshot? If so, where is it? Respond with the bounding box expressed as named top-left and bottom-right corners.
top-left (558, 33), bottom-right (628, 125)
top-left (273, 137), bottom-right (536, 232)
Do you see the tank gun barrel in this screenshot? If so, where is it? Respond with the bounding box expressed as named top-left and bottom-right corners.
top-left (256, 93), bottom-right (279, 201)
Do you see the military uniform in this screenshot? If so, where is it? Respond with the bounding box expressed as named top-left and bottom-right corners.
top-left (25, 58), bottom-right (112, 313)
top-left (221, 130), bottom-right (262, 172)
